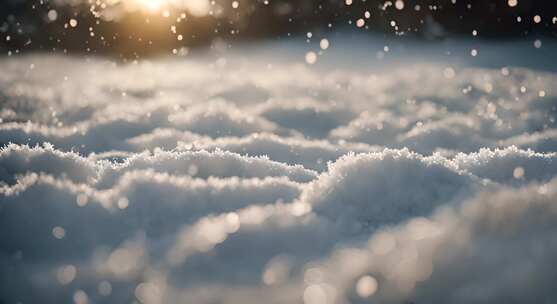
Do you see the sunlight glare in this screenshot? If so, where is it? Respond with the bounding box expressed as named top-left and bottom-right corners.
top-left (117, 0), bottom-right (210, 16)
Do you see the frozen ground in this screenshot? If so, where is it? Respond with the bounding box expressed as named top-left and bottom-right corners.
top-left (1, 35), bottom-right (557, 304)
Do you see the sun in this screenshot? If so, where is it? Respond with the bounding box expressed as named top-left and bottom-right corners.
top-left (117, 0), bottom-right (210, 16)
top-left (98, 0), bottom-right (168, 14)
top-left (130, 0), bottom-right (167, 12)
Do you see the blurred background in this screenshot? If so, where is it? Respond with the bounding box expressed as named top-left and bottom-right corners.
top-left (0, 0), bottom-right (556, 58)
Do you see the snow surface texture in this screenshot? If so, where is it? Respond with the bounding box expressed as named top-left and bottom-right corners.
top-left (1, 51), bottom-right (557, 304)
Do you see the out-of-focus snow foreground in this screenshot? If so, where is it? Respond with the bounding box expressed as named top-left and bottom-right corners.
top-left (1, 41), bottom-right (557, 304)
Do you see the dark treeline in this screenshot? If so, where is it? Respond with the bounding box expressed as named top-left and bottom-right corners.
top-left (0, 0), bottom-right (556, 58)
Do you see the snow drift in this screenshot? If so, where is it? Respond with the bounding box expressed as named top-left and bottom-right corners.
top-left (1, 46), bottom-right (557, 304)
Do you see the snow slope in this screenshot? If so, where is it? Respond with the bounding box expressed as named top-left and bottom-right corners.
top-left (1, 38), bottom-right (557, 303)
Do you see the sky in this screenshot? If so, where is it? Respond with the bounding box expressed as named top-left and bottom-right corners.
top-left (1, 0), bottom-right (556, 57)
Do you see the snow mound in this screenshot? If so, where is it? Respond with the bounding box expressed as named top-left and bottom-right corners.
top-left (185, 133), bottom-right (380, 171)
top-left (97, 149), bottom-right (317, 187)
top-left (314, 177), bottom-right (557, 304)
top-left (304, 149), bottom-right (481, 231)
top-left (454, 146), bottom-right (557, 185)
top-left (0, 143), bottom-right (98, 184)
top-left (168, 101), bottom-right (279, 138)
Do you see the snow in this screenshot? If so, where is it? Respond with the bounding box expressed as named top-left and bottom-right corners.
top-left (1, 37), bottom-right (557, 303)
top-left (313, 179), bottom-right (557, 304)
